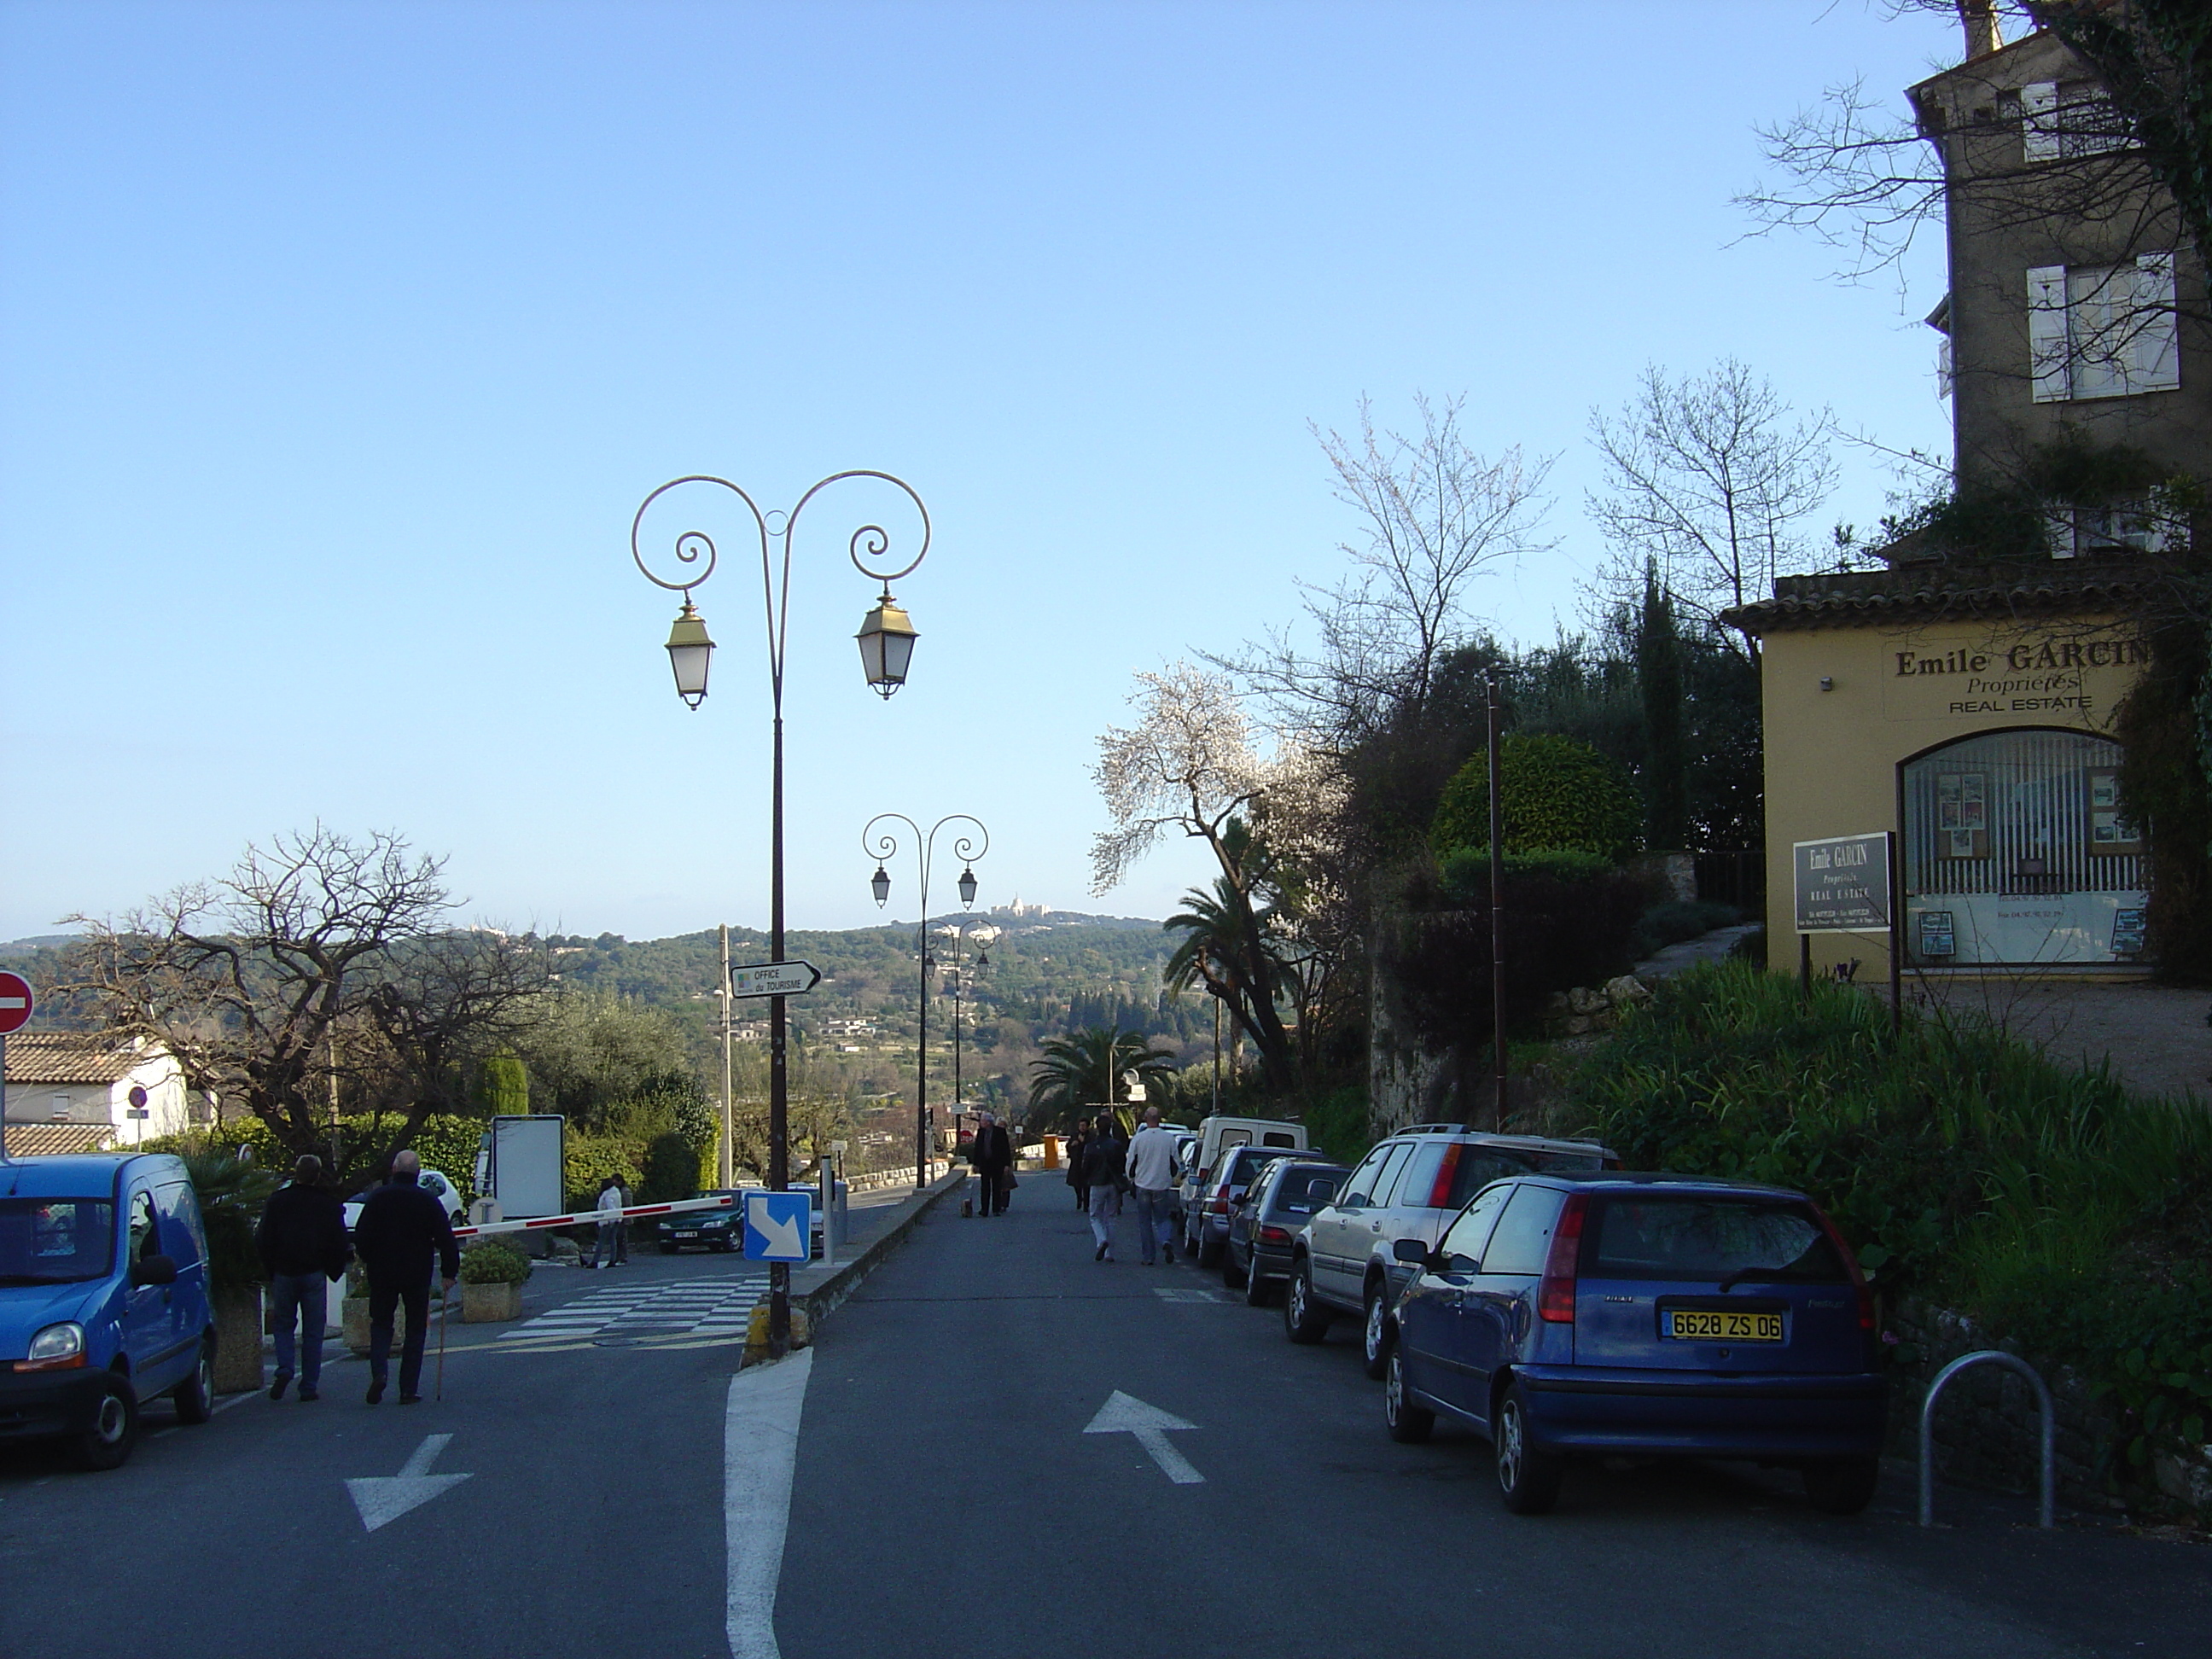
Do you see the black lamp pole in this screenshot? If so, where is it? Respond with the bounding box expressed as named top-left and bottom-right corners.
top-left (631, 471), bottom-right (928, 1358)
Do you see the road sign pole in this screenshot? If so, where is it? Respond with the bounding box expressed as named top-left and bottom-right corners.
top-left (0, 969), bottom-right (36, 1165)
top-left (0, 1031), bottom-right (9, 1165)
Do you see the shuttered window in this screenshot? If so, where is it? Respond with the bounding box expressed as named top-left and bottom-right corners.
top-left (2026, 256), bottom-right (2180, 402)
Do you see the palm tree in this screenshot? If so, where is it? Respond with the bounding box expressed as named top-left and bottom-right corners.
top-left (1027, 1027), bottom-right (1178, 1130)
top-left (1162, 820), bottom-right (1297, 1094)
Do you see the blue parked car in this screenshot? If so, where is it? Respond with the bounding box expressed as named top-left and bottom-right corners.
top-left (1381, 1172), bottom-right (1885, 1516)
top-left (0, 1154), bottom-right (217, 1470)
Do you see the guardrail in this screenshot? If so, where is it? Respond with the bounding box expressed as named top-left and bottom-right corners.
top-left (1919, 1348), bottom-right (2055, 1528)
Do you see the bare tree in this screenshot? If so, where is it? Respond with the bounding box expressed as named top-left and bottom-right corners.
top-left (61, 826), bottom-right (545, 1188)
top-left (1586, 360), bottom-right (1841, 665)
top-left (1211, 394), bottom-right (1553, 743)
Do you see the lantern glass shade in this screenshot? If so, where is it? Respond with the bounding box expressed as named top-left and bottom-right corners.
top-left (664, 602), bottom-right (714, 708)
top-left (856, 591), bottom-right (918, 697)
top-left (870, 865), bottom-right (891, 906)
top-left (957, 866), bottom-right (977, 907)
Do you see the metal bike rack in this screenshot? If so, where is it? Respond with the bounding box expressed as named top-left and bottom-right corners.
top-left (1918, 1349), bottom-right (2055, 1528)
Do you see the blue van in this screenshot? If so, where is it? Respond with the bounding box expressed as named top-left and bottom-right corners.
top-left (0, 1154), bottom-right (217, 1470)
top-left (1381, 1172), bottom-right (1887, 1516)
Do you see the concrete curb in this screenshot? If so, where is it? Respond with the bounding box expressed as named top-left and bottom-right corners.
top-left (739, 1169), bottom-right (969, 1364)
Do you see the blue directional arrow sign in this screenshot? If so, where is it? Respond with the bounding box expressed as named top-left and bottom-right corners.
top-left (743, 1190), bottom-right (812, 1263)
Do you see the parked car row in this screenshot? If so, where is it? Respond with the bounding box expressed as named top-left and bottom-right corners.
top-left (1182, 1117), bottom-right (1889, 1519)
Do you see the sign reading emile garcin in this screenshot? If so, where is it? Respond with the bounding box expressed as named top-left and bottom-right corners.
top-left (1793, 834), bottom-right (1892, 934)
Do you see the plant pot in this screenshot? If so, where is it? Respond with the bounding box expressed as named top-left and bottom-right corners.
top-left (211, 1288), bottom-right (264, 1394)
top-left (341, 1294), bottom-right (415, 1356)
top-left (461, 1281), bottom-right (525, 1324)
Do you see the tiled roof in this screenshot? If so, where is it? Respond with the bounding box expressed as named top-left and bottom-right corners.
top-left (2, 1122), bottom-right (117, 1157)
top-left (3, 1032), bottom-right (149, 1086)
top-left (1723, 562), bottom-right (2149, 634)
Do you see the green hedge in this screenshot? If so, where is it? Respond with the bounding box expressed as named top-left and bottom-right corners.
top-left (144, 1113), bottom-right (486, 1202)
top-left (1567, 961), bottom-right (2212, 1487)
top-left (1432, 734), bottom-right (1643, 862)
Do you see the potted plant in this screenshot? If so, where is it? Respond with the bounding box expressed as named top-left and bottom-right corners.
top-left (181, 1145), bottom-right (276, 1393)
top-left (458, 1239), bottom-right (532, 1323)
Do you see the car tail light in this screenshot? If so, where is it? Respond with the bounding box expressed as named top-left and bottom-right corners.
top-left (1536, 1193), bottom-right (1589, 1324)
top-left (1208, 1196), bottom-right (1230, 1214)
top-left (1258, 1225), bottom-right (1292, 1246)
top-left (1426, 1144), bottom-right (1462, 1208)
top-left (1812, 1205), bottom-right (1876, 1332)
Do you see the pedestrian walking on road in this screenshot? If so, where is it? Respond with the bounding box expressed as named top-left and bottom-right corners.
top-left (253, 1154), bottom-right (351, 1402)
top-left (1064, 1123), bottom-right (1091, 1213)
top-left (1125, 1106), bottom-right (1179, 1266)
top-left (969, 1113), bottom-right (1014, 1219)
top-left (596, 1176), bottom-right (629, 1267)
top-left (352, 1150), bottom-right (460, 1406)
top-left (1082, 1113), bottom-right (1126, 1262)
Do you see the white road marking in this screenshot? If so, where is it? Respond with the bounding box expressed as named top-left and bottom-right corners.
top-left (344, 1433), bottom-right (474, 1532)
top-left (725, 1349), bottom-right (814, 1659)
top-left (1083, 1389), bottom-right (1204, 1485)
top-left (1152, 1286), bottom-right (1234, 1305)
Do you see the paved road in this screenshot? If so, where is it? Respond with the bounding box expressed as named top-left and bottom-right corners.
top-left (3, 1194), bottom-right (2207, 1658)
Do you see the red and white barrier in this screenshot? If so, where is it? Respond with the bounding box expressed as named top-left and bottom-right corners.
top-left (453, 1192), bottom-right (740, 1240)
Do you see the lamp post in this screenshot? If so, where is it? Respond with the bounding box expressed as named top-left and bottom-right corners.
top-left (937, 919), bottom-right (995, 1117)
top-left (863, 813), bottom-right (988, 1190)
top-left (631, 470), bottom-right (929, 1357)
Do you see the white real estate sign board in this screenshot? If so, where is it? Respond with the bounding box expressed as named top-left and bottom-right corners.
top-left (488, 1115), bottom-right (565, 1219)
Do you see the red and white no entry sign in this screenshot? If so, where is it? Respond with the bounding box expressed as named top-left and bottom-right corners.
top-left (0, 969), bottom-right (32, 1035)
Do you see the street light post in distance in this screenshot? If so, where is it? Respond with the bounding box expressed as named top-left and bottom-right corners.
top-left (630, 470), bottom-right (929, 1358)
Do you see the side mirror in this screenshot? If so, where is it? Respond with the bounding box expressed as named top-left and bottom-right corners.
top-left (1391, 1238), bottom-right (1432, 1267)
top-left (130, 1254), bottom-right (179, 1288)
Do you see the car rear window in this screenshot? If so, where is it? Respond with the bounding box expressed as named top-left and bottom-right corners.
top-left (1446, 1147), bottom-right (1606, 1207)
top-left (1583, 1196), bottom-right (1848, 1284)
top-left (0, 1199), bottom-right (115, 1284)
top-left (1226, 1147), bottom-right (1289, 1185)
top-left (1271, 1169), bottom-right (1344, 1214)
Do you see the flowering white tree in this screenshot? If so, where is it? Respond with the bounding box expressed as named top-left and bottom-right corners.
top-left (1089, 664), bottom-right (1266, 894)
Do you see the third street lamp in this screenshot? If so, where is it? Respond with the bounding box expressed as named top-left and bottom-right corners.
top-left (863, 812), bottom-right (988, 1190)
top-left (631, 469), bottom-right (930, 1357)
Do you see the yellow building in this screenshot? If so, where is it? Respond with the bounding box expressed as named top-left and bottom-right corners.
top-left (1735, 571), bottom-right (2153, 975)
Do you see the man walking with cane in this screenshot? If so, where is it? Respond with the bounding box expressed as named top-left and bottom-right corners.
top-left (352, 1150), bottom-right (460, 1406)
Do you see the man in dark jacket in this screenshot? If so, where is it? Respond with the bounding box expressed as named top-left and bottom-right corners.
top-left (969, 1115), bottom-right (1013, 1218)
top-left (352, 1150), bottom-right (460, 1406)
top-left (253, 1154), bottom-right (352, 1403)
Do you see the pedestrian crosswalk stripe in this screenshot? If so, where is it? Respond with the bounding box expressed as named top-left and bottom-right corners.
top-left (498, 1274), bottom-right (771, 1342)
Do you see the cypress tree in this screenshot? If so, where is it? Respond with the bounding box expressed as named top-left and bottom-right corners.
top-left (1637, 564), bottom-right (1689, 850)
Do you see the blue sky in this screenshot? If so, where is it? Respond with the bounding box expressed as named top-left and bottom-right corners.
top-left (0, 0), bottom-right (1961, 942)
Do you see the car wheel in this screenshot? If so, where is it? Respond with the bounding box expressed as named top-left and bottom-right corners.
top-left (171, 1337), bottom-right (215, 1425)
top-left (1243, 1261), bottom-right (1274, 1307)
top-left (75, 1375), bottom-right (140, 1472)
top-left (1494, 1382), bottom-right (1563, 1515)
top-left (1223, 1246), bottom-right (1248, 1290)
top-left (1802, 1457), bottom-right (1880, 1516)
top-left (1361, 1282), bottom-right (1395, 1379)
top-left (1384, 1348), bottom-right (1434, 1444)
top-left (1284, 1260), bottom-right (1330, 1344)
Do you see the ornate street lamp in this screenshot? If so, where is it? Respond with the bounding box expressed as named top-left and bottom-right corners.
top-left (631, 469), bottom-right (930, 1358)
top-left (864, 813), bottom-right (988, 1189)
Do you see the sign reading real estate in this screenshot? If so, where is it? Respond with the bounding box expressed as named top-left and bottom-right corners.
top-left (1793, 833), bottom-right (1892, 934)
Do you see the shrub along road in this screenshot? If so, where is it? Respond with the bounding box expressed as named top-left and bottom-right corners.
top-left (0, 1198), bottom-right (2207, 1657)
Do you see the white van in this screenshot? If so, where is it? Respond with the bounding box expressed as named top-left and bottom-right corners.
top-left (1175, 1115), bottom-right (1307, 1219)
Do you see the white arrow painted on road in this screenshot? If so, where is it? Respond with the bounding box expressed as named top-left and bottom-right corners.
top-left (1083, 1391), bottom-right (1203, 1485)
top-left (346, 1434), bottom-right (473, 1533)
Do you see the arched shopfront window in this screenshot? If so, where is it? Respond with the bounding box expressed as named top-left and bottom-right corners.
top-left (1901, 728), bottom-right (2146, 966)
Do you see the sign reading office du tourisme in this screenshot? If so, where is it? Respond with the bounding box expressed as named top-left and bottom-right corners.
top-left (1792, 833), bottom-right (1893, 934)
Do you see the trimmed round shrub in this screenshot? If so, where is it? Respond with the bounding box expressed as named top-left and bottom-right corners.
top-left (458, 1239), bottom-right (533, 1285)
top-left (1431, 734), bottom-right (1643, 862)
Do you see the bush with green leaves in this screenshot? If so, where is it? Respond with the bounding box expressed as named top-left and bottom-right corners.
top-left (1567, 961), bottom-right (2212, 1493)
top-left (563, 1134), bottom-right (643, 1210)
top-left (143, 1114), bottom-right (487, 1203)
top-left (1431, 733), bottom-right (1643, 862)
top-left (639, 1130), bottom-right (701, 1204)
top-left (458, 1239), bottom-right (533, 1285)
top-left (1435, 845), bottom-right (1615, 905)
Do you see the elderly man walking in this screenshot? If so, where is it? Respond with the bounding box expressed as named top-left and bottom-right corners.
top-left (253, 1154), bottom-right (351, 1402)
top-left (1125, 1107), bottom-right (1180, 1266)
top-left (352, 1150), bottom-right (460, 1406)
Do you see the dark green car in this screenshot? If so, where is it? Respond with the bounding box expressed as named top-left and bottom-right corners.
top-left (657, 1191), bottom-right (746, 1253)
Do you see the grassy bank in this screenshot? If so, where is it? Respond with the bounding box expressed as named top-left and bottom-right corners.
top-left (1565, 962), bottom-right (2212, 1482)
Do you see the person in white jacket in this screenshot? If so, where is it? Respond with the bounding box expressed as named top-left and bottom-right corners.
top-left (593, 1177), bottom-right (628, 1268)
top-left (1124, 1108), bottom-right (1181, 1266)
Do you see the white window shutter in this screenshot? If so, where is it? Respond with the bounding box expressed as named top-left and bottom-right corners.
top-left (2023, 82), bottom-right (2060, 161)
top-left (2132, 253), bottom-right (2180, 391)
top-left (2044, 508), bottom-right (2077, 560)
top-left (2027, 265), bottom-right (2070, 401)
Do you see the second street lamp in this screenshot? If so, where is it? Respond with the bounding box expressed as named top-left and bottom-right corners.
top-left (631, 469), bottom-right (930, 1358)
top-left (863, 813), bottom-right (988, 1190)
